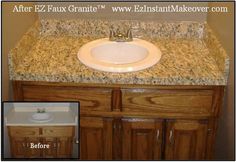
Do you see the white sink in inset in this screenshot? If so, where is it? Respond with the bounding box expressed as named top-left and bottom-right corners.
top-left (78, 38), bottom-right (162, 72)
top-left (29, 113), bottom-right (53, 123)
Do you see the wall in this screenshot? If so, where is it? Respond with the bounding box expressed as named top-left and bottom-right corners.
top-left (13, 102), bottom-right (70, 109)
top-left (38, 2), bottom-right (208, 21)
top-left (2, 2), bottom-right (38, 101)
top-left (207, 2), bottom-right (234, 160)
top-left (3, 103), bottom-right (14, 158)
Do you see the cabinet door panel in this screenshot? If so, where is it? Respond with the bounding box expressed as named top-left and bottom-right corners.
top-left (56, 137), bottom-right (73, 158)
top-left (165, 120), bottom-right (208, 160)
top-left (80, 117), bottom-right (113, 160)
top-left (42, 137), bottom-right (57, 158)
top-left (122, 119), bottom-right (163, 160)
top-left (26, 137), bottom-right (41, 158)
top-left (10, 137), bottom-right (27, 158)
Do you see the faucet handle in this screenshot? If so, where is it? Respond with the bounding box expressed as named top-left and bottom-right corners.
top-left (126, 28), bottom-right (133, 41)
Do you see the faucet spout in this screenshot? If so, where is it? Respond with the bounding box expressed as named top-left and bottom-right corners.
top-left (126, 29), bottom-right (133, 41)
top-left (109, 27), bottom-right (133, 42)
top-left (109, 28), bottom-right (115, 41)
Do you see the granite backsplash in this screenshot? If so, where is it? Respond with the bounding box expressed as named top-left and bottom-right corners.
top-left (40, 19), bottom-right (205, 39)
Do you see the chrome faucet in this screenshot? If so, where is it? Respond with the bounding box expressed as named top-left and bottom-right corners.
top-left (37, 108), bottom-right (46, 113)
top-left (109, 27), bottom-right (133, 42)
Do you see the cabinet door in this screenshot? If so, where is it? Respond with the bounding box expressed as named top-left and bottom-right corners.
top-left (42, 137), bottom-right (57, 158)
top-left (26, 137), bottom-right (41, 158)
top-left (80, 117), bottom-right (113, 160)
top-left (56, 137), bottom-right (73, 158)
top-left (165, 120), bottom-right (208, 160)
top-left (10, 137), bottom-right (27, 158)
top-left (122, 118), bottom-right (163, 160)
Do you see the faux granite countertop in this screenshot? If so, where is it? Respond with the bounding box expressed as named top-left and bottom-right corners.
top-left (9, 20), bottom-right (229, 85)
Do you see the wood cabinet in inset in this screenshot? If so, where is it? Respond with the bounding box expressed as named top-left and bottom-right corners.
top-left (10, 137), bottom-right (42, 158)
top-left (56, 137), bottom-right (74, 158)
top-left (42, 137), bottom-right (57, 158)
top-left (27, 137), bottom-right (41, 158)
top-left (10, 137), bottom-right (28, 158)
top-left (8, 126), bottom-right (75, 158)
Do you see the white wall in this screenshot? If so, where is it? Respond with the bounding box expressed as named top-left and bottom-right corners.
top-left (13, 102), bottom-right (70, 108)
top-left (3, 103), bottom-right (14, 158)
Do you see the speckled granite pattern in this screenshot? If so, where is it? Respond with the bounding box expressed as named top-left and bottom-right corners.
top-left (10, 35), bottom-right (226, 85)
top-left (203, 24), bottom-right (230, 81)
top-left (8, 21), bottom-right (40, 79)
top-left (8, 20), bottom-right (229, 85)
top-left (40, 19), bottom-right (205, 39)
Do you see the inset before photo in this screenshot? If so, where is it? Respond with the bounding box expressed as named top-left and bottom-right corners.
top-left (2, 102), bottom-right (79, 160)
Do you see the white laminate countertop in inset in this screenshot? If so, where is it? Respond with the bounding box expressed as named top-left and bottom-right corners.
top-left (5, 108), bottom-right (78, 126)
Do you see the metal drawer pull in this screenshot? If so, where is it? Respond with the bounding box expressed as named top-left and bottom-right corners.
top-left (169, 130), bottom-right (173, 145)
top-left (22, 143), bottom-right (25, 147)
top-left (156, 130), bottom-right (160, 141)
top-left (75, 139), bottom-right (79, 144)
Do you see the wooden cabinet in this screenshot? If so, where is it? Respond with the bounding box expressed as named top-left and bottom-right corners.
top-left (12, 81), bottom-right (225, 160)
top-left (122, 89), bottom-right (213, 115)
top-left (80, 117), bottom-right (113, 160)
top-left (8, 126), bottom-right (75, 158)
top-left (27, 137), bottom-right (41, 158)
top-left (165, 120), bottom-right (208, 160)
top-left (42, 137), bottom-right (57, 158)
top-left (10, 137), bottom-right (28, 158)
top-left (10, 137), bottom-right (42, 158)
top-left (122, 118), bottom-right (163, 160)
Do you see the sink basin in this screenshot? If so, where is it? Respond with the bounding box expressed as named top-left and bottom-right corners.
top-left (29, 113), bottom-right (53, 123)
top-left (78, 38), bottom-right (162, 72)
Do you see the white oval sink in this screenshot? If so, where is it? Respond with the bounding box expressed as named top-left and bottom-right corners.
top-left (29, 113), bottom-right (53, 123)
top-left (78, 38), bottom-right (162, 73)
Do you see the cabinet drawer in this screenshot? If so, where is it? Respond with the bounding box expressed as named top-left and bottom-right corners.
top-left (42, 127), bottom-right (74, 137)
top-left (8, 127), bottom-right (40, 137)
top-left (22, 85), bottom-right (112, 112)
top-left (122, 89), bottom-right (213, 115)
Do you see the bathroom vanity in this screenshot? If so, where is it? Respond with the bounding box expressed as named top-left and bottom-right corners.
top-left (12, 81), bottom-right (224, 160)
top-left (9, 20), bottom-right (229, 160)
top-left (5, 107), bottom-right (77, 158)
top-left (8, 126), bottom-right (74, 158)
